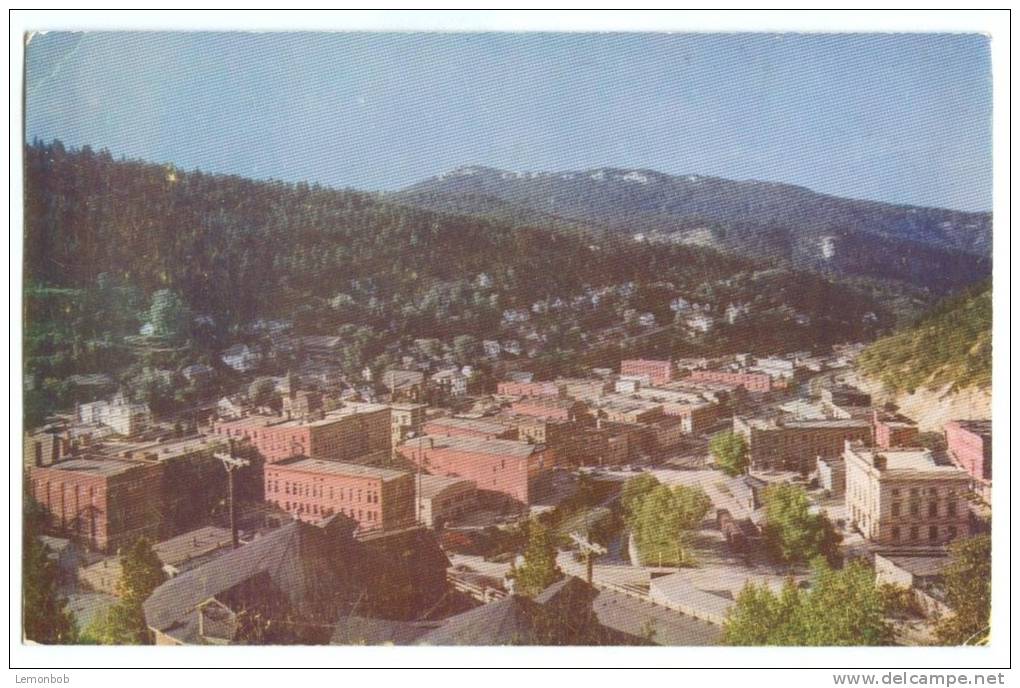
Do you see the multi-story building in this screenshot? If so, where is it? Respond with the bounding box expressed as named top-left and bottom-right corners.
top-left (432, 368), bottom-right (469, 397)
top-left (281, 389), bottom-right (323, 420)
top-left (496, 381), bottom-right (562, 398)
top-left (210, 403), bottom-right (391, 465)
top-left (734, 416), bottom-right (873, 474)
top-left (264, 457), bottom-right (415, 532)
top-left (844, 442), bottom-right (971, 547)
top-left (422, 416), bottom-right (516, 440)
top-left (555, 378), bottom-right (614, 403)
top-left (107, 434), bottom-right (231, 536)
top-left (873, 411), bottom-right (920, 450)
top-left (502, 416), bottom-right (590, 466)
top-left (944, 419), bottom-right (992, 499)
top-left (27, 458), bottom-right (164, 552)
top-left (620, 359), bottom-right (674, 386)
top-left (395, 435), bottom-right (554, 508)
top-left (690, 369), bottom-right (772, 393)
top-left (509, 398), bottom-right (587, 422)
top-left (390, 403), bottom-right (427, 450)
top-left (598, 398), bottom-right (664, 425)
top-left (76, 393), bottom-right (152, 437)
top-left (383, 370), bottom-right (426, 402)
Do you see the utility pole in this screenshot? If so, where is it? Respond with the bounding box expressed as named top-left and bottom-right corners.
top-left (570, 532), bottom-right (607, 586)
top-left (416, 436), bottom-right (433, 526)
top-left (216, 440), bottom-right (250, 549)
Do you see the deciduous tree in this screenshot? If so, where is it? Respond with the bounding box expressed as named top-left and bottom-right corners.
top-left (710, 431), bottom-right (749, 477)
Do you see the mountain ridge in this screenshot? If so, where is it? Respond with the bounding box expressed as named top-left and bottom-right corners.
top-left (393, 164), bottom-right (991, 294)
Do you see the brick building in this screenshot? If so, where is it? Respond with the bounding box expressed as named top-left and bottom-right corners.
top-left (264, 457), bottom-right (415, 532)
top-left (396, 435), bottom-right (554, 508)
top-left (620, 359), bottom-right (674, 386)
top-left (598, 398), bottom-right (665, 425)
top-left (873, 411), bottom-right (920, 450)
top-left (502, 416), bottom-right (591, 467)
top-left (423, 417), bottom-right (516, 440)
top-left (496, 381), bottom-right (562, 398)
top-left (555, 378), bottom-right (614, 402)
top-left (690, 369), bottom-right (772, 393)
top-left (944, 419), bottom-right (992, 497)
top-left (509, 398), bottom-right (588, 422)
top-left (734, 416), bottom-right (873, 474)
top-left (210, 404), bottom-right (391, 465)
top-left (844, 443), bottom-right (971, 547)
top-left (27, 458), bottom-right (164, 552)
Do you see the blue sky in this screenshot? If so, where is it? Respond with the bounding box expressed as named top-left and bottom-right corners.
top-left (25, 32), bottom-right (992, 211)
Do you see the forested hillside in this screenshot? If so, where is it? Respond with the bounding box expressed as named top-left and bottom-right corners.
top-left (396, 165), bottom-right (992, 294)
top-left (857, 281), bottom-right (992, 394)
top-left (25, 142), bottom-right (747, 333)
top-left (24, 141), bottom-right (908, 417)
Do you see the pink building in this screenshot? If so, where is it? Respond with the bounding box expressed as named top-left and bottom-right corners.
top-left (28, 458), bottom-right (164, 552)
top-left (944, 420), bottom-right (992, 484)
top-left (620, 359), bottom-right (674, 386)
top-left (395, 435), bottom-right (553, 507)
top-left (422, 417), bottom-right (516, 440)
top-left (873, 411), bottom-right (920, 449)
top-left (496, 381), bottom-right (561, 398)
top-left (509, 398), bottom-right (587, 422)
top-left (264, 458), bottom-right (414, 532)
top-left (690, 369), bottom-right (772, 393)
top-left (210, 404), bottom-right (390, 465)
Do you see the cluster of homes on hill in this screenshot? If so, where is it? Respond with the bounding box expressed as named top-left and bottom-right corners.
top-left (23, 342), bottom-right (991, 645)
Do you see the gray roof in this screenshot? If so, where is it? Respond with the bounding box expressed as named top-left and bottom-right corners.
top-left (592, 589), bottom-right (722, 646)
top-left (413, 435), bottom-right (541, 459)
top-left (418, 576), bottom-right (633, 646)
top-left (36, 458), bottom-right (145, 478)
top-left (877, 553), bottom-right (949, 579)
top-left (143, 518), bottom-right (360, 639)
top-left (417, 474), bottom-right (476, 500)
top-left (425, 417), bottom-right (508, 435)
top-left (273, 457), bottom-right (409, 482)
top-left (331, 616), bottom-right (440, 646)
top-left (152, 526), bottom-right (234, 568)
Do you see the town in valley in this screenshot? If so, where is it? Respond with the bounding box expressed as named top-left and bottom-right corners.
top-left (21, 31), bottom-right (993, 649)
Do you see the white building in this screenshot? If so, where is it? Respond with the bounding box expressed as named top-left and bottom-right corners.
top-left (844, 442), bottom-right (972, 547)
top-left (482, 340), bottom-right (501, 358)
top-left (220, 344), bottom-right (260, 373)
top-left (76, 393), bottom-right (151, 437)
top-left (432, 368), bottom-right (469, 397)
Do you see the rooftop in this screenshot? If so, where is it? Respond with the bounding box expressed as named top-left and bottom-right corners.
top-left (949, 419), bottom-right (992, 437)
top-left (408, 435), bottom-right (542, 459)
top-left (153, 526), bottom-right (235, 567)
top-left (849, 446), bottom-right (968, 475)
top-left (273, 457), bottom-right (409, 482)
top-left (876, 551), bottom-right (949, 579)
top-left (34, 457), bottom-right (146, 477)
top-left (416, 474), bottom-right (475, 499)
top-left (425, 417), bottom-right (508, 435)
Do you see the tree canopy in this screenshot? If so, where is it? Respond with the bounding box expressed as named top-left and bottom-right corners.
top-left (509, 519), bottom-right (562, 597)
top-left (723, 560), bottom-right (893, 646)
top-left (762, 484), bottom-right (841, 566)
top-left (710, 431), bottom-right (749, 477)
top-left (935, 535), bottom-right (991, 645)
